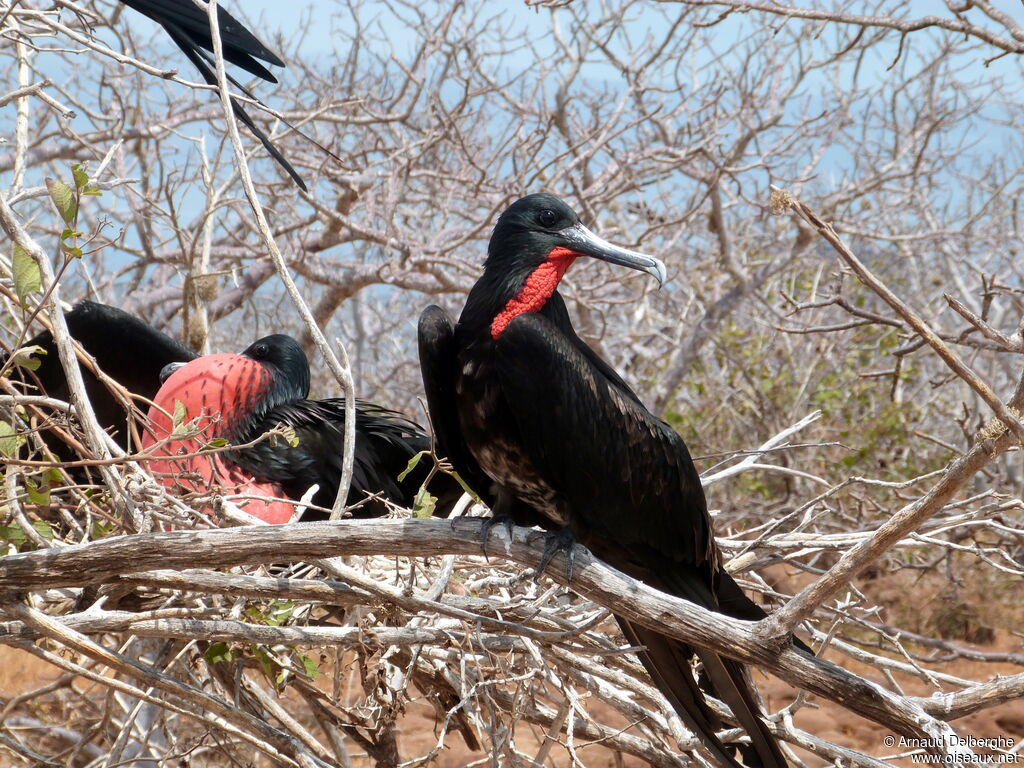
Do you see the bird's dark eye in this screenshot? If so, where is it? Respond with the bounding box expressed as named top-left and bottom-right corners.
top-left (538, 209), bottom-right (557, 228)
top-left (252, 344), bottom-right (268, 358)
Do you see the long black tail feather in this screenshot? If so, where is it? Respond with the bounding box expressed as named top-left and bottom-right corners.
top-left (119, 0), bottom-right (308, 190)
top-left (618, 618), bottom-right (746, 768)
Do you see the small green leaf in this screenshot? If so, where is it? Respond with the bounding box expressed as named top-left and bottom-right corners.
top-left (71, 163), bottom-right (89, 190)
top-left (448, 470), bottom-right (482, 504)
top-left (253, 646), bottom-right (275, 685)
top-left (82, 184), bottom-right (102, 197)
top-left (25, 478), bottom-right (50, 506)
top-left (204, 642), bottom-right (234, 665)
top-left (0, 420), bottom-right (24, 458)
top-left (0, 523), bottom-right (25, 546)
top-left (45, 177), bottom-right (77, 224)
top-left (91, 519), bottom-right (115, 539)
top-left (202, 437), bottom-right (229, 450)
top-left (300, 653), bottom-right (319, 680)
top-left (32, 519), bottom-right (53, 541)
top-left (413, 487), bottom-right (436, 519)
top-left (397, 451), bottom-right (427, 482)
top-left (281, 425), bottom-right (299, 448)
top-left (60, 228), bottom-right (83, 241)
top-left (61, 244), bottom-right (83, 259)
top-left (10, 345), bottom-right (45, 372)
top-left (265, 600), bottom-right (294, 627)
top-left (170, 399), bottom-right (189, 438)
top-left (12, 243), bottom-right (41, 299)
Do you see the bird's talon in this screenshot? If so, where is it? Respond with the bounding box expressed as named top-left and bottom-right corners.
top-left (534, 527), bottom-right (576, 583)
top-left (479, 513), bottom-right (513, 559)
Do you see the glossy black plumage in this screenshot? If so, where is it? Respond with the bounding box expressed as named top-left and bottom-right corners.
top-left (221, 335), bottom-right (464, 518)
top-left (118, 0), bottom-right (305, 190)
top-left (6, 303), bottom-right (460, 519)
top-left (2, 301), bottom-right (197, 459)
top-left (419, 194), bottom-right (799, 767)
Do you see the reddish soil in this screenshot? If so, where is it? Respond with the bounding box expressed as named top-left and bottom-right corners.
top-left (2, 563), bottom-right (1021, 766)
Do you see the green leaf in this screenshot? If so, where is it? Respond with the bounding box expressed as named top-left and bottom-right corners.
top-left (300, 653), bottom-right (319, 680)
top-left (169, 399), bottom-right (189, 438)
top-left (397, 451), bottom-right (427, 482)
top-left (0, 520), bottom-right (51, 548)
top-left (253, 646), bottom-right (275, 686)
top-left (281, 425), bottom-right (299, 448)
top-left (12, 243), bottom-right (41, 299)
top-left (0, 523), bottom-right (25, 546)
top-left (71, 164), bottom-right (89, 191)
top-left (448, 470), bottom-right (482, 504)
top-left (61, 244), bottom-right (83, 259)
top-left (60, 228), bottom-right (83, 241)
top-left (32, 520), bottom-right (53, 541)
top-left (265, 600), bottom-right (294, 627)
top-left (10, 345), bottom-right (45, 372)
top-left (204, 642), bottom-right (234, 665)
top-left (202, 437), bottom-right (229, 450)
top-left (25, 478), bottom-right (50, 506)
top-left (82, 184), bottom-right (102, 197)
top-left (45, 177), bottom-right (77, 224)
top-left (0, 420), bottom-right (24, 458)
top-left (413, 487), bottom-right (436, 519)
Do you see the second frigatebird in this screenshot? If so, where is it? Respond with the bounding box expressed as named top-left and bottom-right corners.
top-left (2, 301), bottom-right (197, 465)
top-left (5, 302), bottom-right (461, 520)
top-left (418, 194), bottom-right (796, 767)
top-left (146, 334), bottom-right (463, 521)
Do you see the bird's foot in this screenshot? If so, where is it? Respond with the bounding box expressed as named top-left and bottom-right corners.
top-left (532, 527), bottom-right (576, 583)
top-left (479, 512), bottom-right (515, 560)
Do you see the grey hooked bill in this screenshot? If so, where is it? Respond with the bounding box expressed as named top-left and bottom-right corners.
top-left (559, 223), bottom-right (667, 286)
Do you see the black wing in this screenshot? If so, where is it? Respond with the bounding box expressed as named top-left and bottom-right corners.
top-left (417, 305), bottom-right (499, 507)
top-left (119, 0), bottom-right (284, 78)
top-left (119, 0), bottom-right (306, 190)
top-left (230, 397), bottom-right (462, 518)
top-left (495, 311), bottom-right (716, 572)
top-left (8, 301), bottom-right (196, 453)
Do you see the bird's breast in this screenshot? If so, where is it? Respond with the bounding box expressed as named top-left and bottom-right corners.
top-left (455, 346), bottom-right (566, 524)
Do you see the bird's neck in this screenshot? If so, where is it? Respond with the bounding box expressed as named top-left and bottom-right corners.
top-left (461, 249), bottom-right (577, 340)
top-left (235, 372), bottom-right (304, 437)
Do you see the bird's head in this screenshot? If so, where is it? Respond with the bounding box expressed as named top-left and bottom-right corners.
top-left (481, 194), bottom-right (666, 338)
top-left (147, 334), bottom-right (308, 444)
top-left (241, 334), bottom-right (311, 406)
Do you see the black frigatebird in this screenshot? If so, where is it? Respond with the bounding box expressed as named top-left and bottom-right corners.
top-left (146, 334), bottom-right (463, 521)
top-left (3, 300), bottom-right (197, 462)
top-left (5, 302), bottom-right (461, 521)
top-left (118, 0), bottom-right (306, 189)
top-left (418, 194), bottom-right (796, 767)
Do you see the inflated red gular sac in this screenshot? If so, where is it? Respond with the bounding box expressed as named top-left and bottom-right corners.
top-left (143, 333), bottom-right (465, 524)
top-left (142, 345), bottom-right (296, 524)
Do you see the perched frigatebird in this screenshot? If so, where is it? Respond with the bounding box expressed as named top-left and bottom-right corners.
top-left (146, 334), bottom-right (463, 521)
top-left (118, 0), bottom-right (305, 189)
top-left (5, 302), bottom-right (461, 520)
top-left (418, 194), bottom-right (797, 767)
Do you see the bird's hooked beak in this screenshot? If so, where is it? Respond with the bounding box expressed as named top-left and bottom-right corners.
top-left (557, 223), bottom-right (667, 286)
top-left (159, 361), bottom-right (188, 384)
